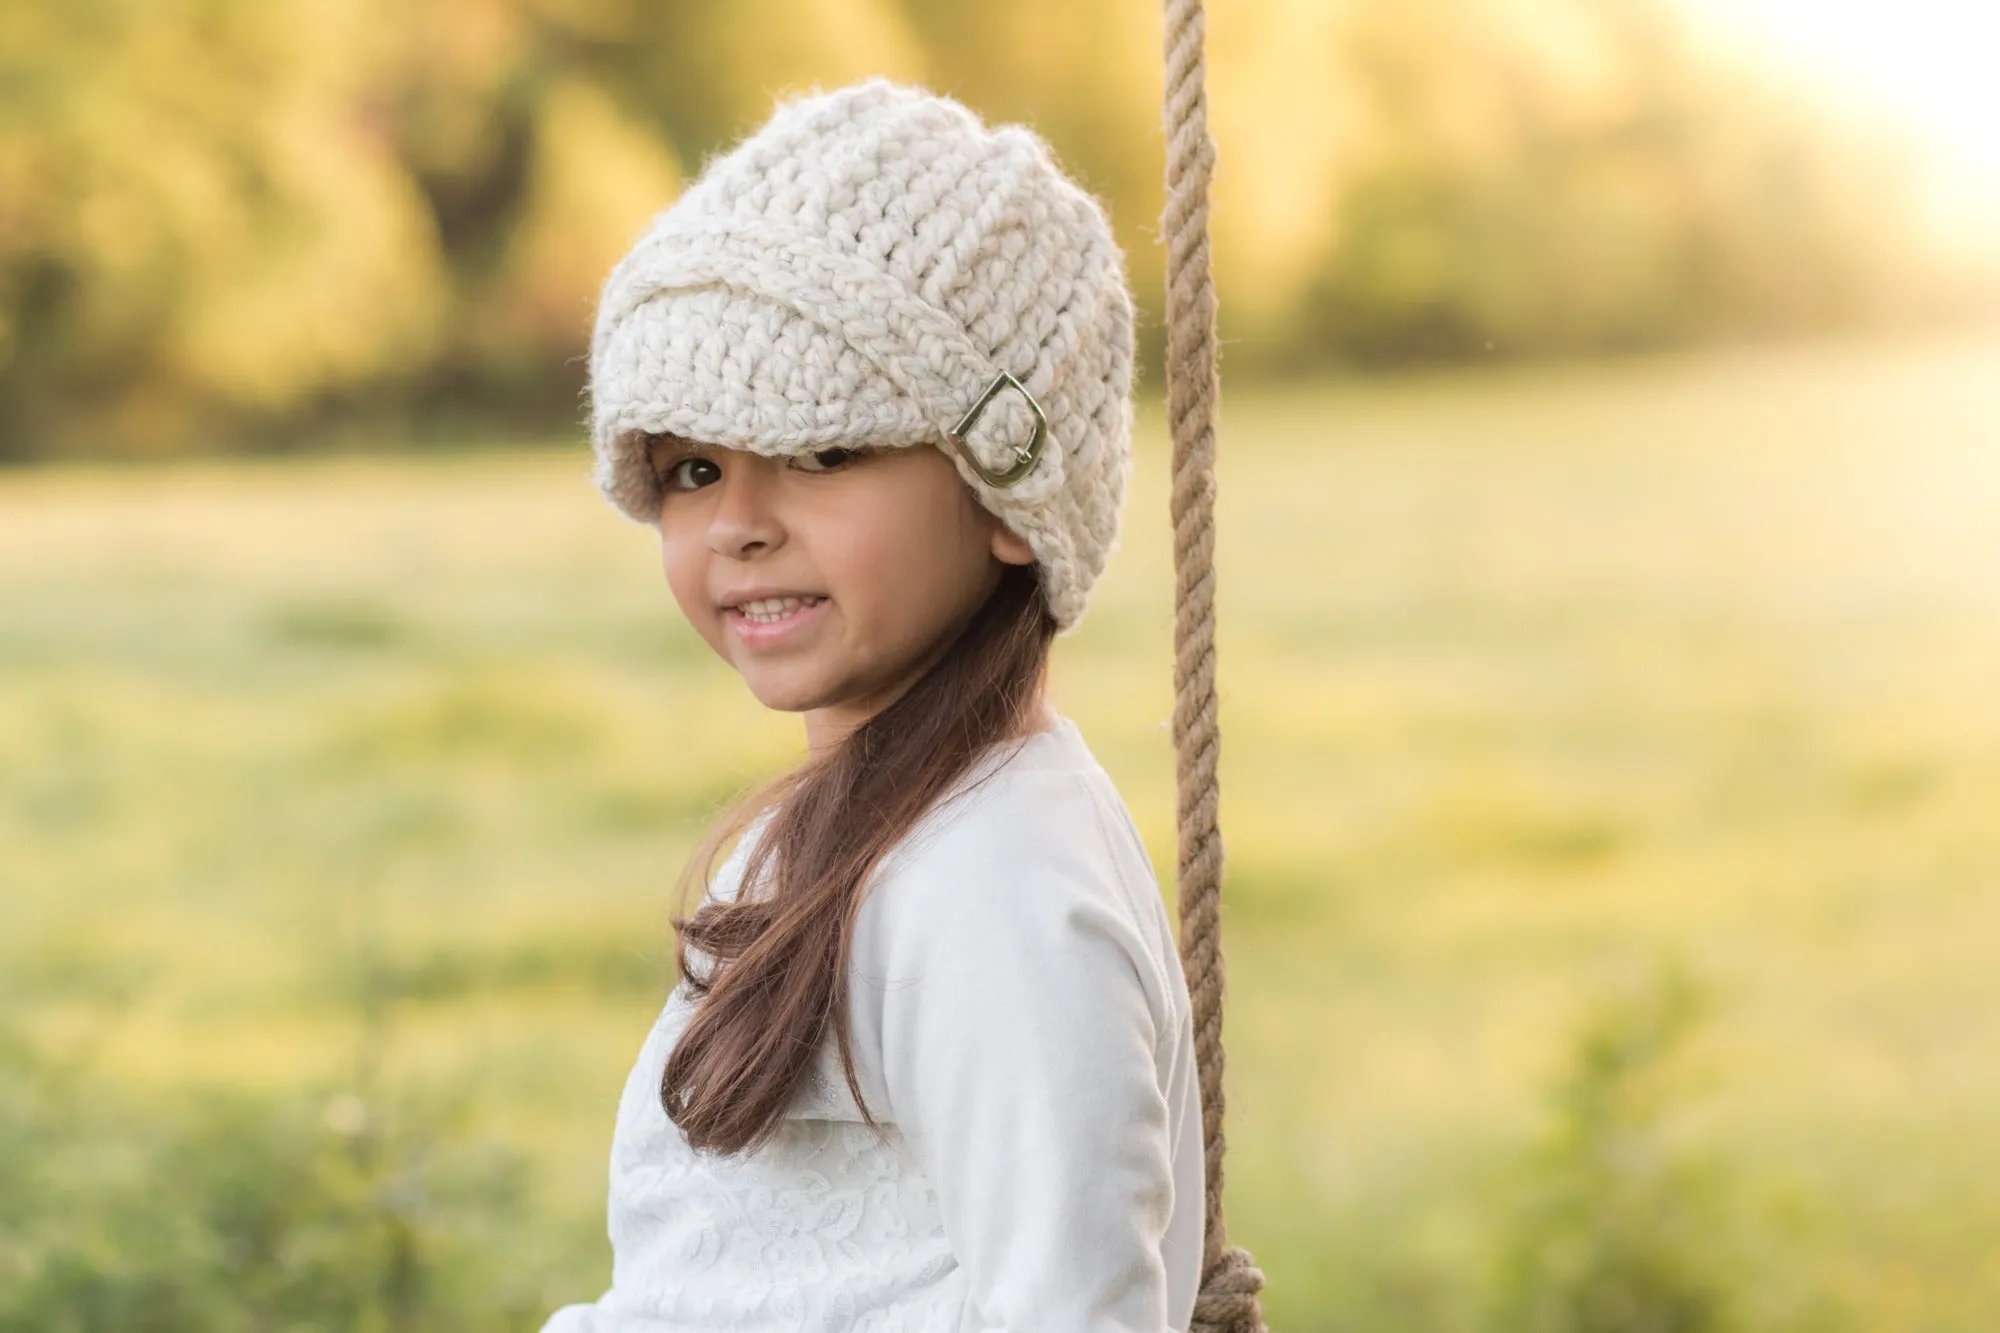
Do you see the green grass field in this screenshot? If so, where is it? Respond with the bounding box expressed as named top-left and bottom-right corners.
top-left (5, 329), bottom-right (1999, 1330)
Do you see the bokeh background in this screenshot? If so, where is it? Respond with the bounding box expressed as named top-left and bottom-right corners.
top-left (4, 1), bottom-right (1999, 1329)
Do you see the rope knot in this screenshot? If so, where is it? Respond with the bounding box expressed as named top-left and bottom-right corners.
top-left (1189, 1244), bottom-right (1267, 1333)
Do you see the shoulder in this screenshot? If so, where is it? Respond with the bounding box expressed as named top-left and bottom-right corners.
top-left (878, 747), bottom-right (1134, 920)
top-left (906, 762), bottom-right (1108, 865)
top-left (857, 737), bottom-right (1183, 1033)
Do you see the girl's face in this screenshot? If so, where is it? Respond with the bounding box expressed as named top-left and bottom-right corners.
top-left (648, 436), bottom-right (1037, 752)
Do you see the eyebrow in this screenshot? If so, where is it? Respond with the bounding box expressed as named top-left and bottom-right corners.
top-left (646, 433), bottom-right (699, 462)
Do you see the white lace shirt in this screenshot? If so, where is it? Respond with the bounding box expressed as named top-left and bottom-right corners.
top-left (540, 714), bottom-right (1206, 1332)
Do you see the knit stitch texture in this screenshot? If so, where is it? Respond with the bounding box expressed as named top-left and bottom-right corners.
top-left (587, 77), bottom-right (1137, 631)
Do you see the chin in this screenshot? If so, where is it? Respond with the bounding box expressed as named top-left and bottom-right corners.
top-left (741, 671), bottom-right (838, 715)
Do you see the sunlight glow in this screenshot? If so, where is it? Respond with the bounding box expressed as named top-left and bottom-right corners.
top-left (1690, 0), bottom-right (2000, 197)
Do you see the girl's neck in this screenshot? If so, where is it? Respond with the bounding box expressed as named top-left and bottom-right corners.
top-left (1021, 693), bottom-right (1059, 735)
top-left (803, 689), bottom-right (1056, 757)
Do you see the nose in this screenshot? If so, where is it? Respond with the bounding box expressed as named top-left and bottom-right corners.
top-left (706, 454), bottom-right (785, 560)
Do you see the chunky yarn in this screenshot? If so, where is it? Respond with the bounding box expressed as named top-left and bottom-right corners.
top-left (587, 77), bottom-right (1137, 632)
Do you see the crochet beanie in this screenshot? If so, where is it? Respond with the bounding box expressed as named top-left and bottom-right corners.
top-left (587, 77), bottom-right (1136, 632)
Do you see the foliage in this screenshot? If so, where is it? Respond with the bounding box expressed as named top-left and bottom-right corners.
top-left (1488, 963), bottom-right (1742, 1333)
top-left (1, 0), bottom-right (1994, 456)
top-left (0, 1028), bottom-right (548, 1332)
top-left (1291, 0), bottom-right (1947, 367)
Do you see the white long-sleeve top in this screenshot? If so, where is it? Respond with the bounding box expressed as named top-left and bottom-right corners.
top-left (541, 713), bottom-right (1206, 1333)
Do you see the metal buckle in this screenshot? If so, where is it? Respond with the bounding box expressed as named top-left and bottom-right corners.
top-left (945, 370), bottom-right (1046, 488)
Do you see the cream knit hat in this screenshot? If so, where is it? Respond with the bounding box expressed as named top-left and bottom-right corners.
top-left (587, 77), bottom-right (1135, 632)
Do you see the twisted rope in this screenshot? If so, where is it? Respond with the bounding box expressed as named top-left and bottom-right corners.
top-left (1161, 2), bottom-right (1269, 1331)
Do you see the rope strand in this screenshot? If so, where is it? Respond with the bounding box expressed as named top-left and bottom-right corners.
top-left (1160, 2), bottom-right (1268, 1330)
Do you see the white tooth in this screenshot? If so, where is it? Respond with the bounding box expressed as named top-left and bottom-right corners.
top-left (742, 596), bottom-right (793, 622)
top-left (734, 594), bottom-right (821, 623)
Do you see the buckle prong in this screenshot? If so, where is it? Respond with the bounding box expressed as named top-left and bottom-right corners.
top-left (945, 370), bottom-right (1046, 488)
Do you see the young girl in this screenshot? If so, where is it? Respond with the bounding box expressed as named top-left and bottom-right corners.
top-left (542, 78), bottom-right (1204, 1333)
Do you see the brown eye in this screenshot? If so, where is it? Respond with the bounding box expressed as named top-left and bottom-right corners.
top-left (664, 456), bottom-right (721, 491)
top-left (791, 447), bottom-right (859, 473)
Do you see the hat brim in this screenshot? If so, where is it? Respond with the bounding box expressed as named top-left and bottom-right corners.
top-left (589, 284), bottom-right (941, 524)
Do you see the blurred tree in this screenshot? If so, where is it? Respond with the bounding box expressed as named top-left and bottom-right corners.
top-left (0, 0), bottom-right (450, 457)
top-left (470, 77), bottom-right (680, 401)
top-left (1282, 0), bottom-right (1937, 368)
top-left (0, 0), bottom-right (1988, 457)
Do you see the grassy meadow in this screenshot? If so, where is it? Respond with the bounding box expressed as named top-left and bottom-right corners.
top-left (4, 329), bottom-right (1999, 1330)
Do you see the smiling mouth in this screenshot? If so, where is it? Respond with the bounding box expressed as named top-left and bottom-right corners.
top-left (730, 595), bottom-right (826, 625)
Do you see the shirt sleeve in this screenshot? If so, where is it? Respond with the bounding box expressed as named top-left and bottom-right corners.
top-left (868, 773), bottom-right (1182, 1333)
top-left (537, 1300), bottom-right (603, 1332)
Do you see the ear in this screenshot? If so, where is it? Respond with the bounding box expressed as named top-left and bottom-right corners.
top-left (990, 521), bottom-right (1035, 567)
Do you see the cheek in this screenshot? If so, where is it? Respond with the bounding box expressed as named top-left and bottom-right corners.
top-left (813, 523), bottom-right (904, 612)
top-left (657, 527), bottom-right (714, 624)
top-left (823, 478), bottom-right (991, 617)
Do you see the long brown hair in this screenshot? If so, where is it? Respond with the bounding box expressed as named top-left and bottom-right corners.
top-left (662, 560), bottom-right (1058, 1155)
